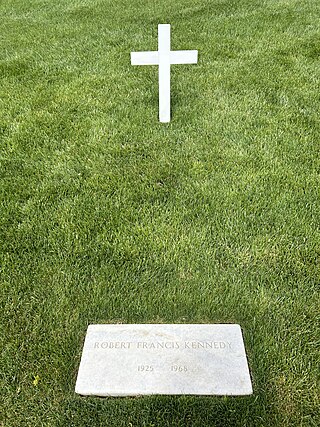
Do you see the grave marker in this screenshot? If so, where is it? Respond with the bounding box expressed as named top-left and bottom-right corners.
top-left (131, 24), bottom-right (198, 122)
top-left (75, 324), bottom-right (252, 396)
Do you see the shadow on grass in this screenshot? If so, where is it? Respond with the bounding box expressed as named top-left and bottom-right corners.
top-left (58, 392), bottom-right (273, 427)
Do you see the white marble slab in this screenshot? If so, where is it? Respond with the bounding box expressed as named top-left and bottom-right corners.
top-left (75, 324), bottom-right (252, 396)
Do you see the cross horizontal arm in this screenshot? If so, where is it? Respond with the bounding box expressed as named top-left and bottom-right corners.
top-left (131, 51), bottom-right (159, 65)
top-left (170, 50), bottom-right (198, 64)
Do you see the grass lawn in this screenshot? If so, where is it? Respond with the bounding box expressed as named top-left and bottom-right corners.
top-left (1, 0), bottom-right (319, 425)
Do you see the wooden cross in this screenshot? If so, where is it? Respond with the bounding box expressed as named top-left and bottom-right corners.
top-left (131, 24), bottom-right (198, 123)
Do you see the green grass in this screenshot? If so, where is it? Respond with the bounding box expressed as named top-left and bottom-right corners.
top-left (1, 0), bottom-right (319, 425)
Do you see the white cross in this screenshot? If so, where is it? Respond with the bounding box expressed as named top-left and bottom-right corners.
top-left (131, 24), bottom-right (198, 123)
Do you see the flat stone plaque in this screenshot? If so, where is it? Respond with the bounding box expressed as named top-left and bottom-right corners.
top-left (75, 324), bottom-right (252, 396)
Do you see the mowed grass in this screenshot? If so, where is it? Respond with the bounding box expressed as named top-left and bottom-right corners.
top-left (0, 0), bottom-right (319, 425)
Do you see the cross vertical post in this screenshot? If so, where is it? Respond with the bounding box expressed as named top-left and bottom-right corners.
top-left (158, 24), bottom-right (171, 123)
